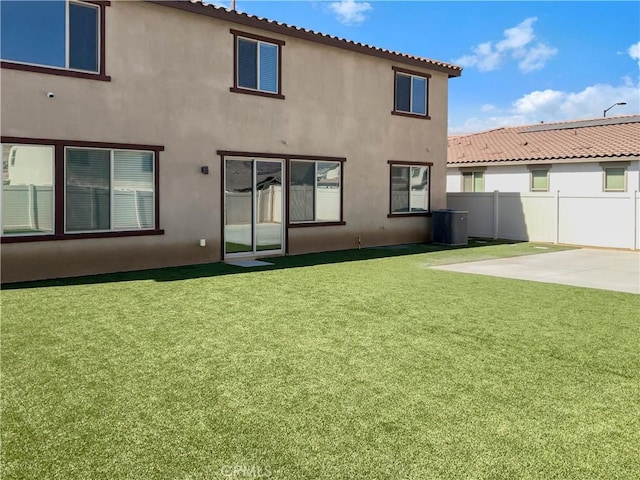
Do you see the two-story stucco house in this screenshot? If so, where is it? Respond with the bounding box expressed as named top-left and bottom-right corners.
top-left (0, 0), bottom-right (461, 283)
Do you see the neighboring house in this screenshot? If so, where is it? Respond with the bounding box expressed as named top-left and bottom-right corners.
top-left (0, 0), bottom-right (462, 282)
top-left (446, 116), bottom-right (640, 250)
top-left (447, 116), bottom-right (640, 194)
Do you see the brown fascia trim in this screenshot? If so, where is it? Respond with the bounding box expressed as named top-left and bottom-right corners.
top-left (1, 136), bottom-right (164, 244)
top-left (148, 1), bottom-right (462, 78)
top-left (230, 29), bottom-right (285, 99)
top-left (458, 166), bottom-right (488, 172)
top-left (1, 1), bottom-right (111, 81)
top-left (526, 164), bottom-right (552, 171)
top-left (388, 161), bottom-right (433, 217)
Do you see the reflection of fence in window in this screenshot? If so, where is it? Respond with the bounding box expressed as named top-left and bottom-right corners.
top-left (66, 186), bottom-right (110, 231)
top-left (316, 186), bottom-right (340, 221)
top-left (256, 186), bottom-right (281, 223)
top-left (290, 185), bottom-right (314, 222)
top-left (226, 186), bottom-right (282, 224)
top-left (2, 184), bottom-right (54, 233)
top-left (114, 189), bottom-right (154, 229)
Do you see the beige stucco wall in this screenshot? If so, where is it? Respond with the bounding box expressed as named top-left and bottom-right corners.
top-left (1, 1), bottom-right (452, 282)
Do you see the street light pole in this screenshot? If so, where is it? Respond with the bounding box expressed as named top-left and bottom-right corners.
top-left (603, 102), bottom-right (627, 117)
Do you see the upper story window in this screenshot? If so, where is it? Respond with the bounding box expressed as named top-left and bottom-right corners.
top-left (392, 67), bottom-right (430, 119)
top-left (388, 161), bottom-right (431, 216)
top-left (230, 29), bottom-right (285, 99)
top-left (0, 0), bottom-right (110, 81)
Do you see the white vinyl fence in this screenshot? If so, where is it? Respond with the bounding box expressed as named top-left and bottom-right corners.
top-left (447, 191), bottom-right (640, 250)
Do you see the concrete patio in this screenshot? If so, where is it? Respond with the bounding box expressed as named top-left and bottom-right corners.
top-left (432, 248), bottom-right (640, 294)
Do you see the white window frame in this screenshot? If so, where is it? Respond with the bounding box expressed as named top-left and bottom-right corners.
top-left (289, 159), bottom-right (341, 224)
top-left (0, 143), bottom-right (56, 237)
top-left (64, 147), bottom-right (156, 234)
top-left (395, 72), bottom-right (428, 116)
top-left (237, 36), bottom-right (279, 94)
top-left (389, 163), bottom-right (431, 215)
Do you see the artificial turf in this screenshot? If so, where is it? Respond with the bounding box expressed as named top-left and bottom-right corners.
top-left (1, 241), bottom-right (639, 479)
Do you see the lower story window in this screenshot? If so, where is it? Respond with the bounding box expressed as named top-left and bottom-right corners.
top-left (462, 171), bottom-right (484, 192)
top-left (530, 169), bottom-right (549, 192)
top-left (603, 166), bottom-right (626, 192)
top-left (1, 144), bottom-right (55, 235)
top-left (1, 139), bottom-right (163, 241)
top-left (65, 148), bottom-right (155, 233)
top-left (389, 162), bottom-right (431, 215)
top-left (290, 160), bottom-right (342, 223)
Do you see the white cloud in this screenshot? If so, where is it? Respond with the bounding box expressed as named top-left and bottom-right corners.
top-left (629, 41), bottom-right (640, 69)
top-left (455, 17), bottom-right (557, 73)
top-left (450, 80), bottom-right (639, 134)
top-left (515, 43), bottom-right (558, 73)
top-left (481, 104), bottom-right (497, 113)
top-left (328, 0), bottom-right (372, 26)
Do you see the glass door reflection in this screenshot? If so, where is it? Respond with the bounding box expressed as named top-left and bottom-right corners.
top-left (224, 158), bottom-right (284, 257)
top-left (225, 160), bottom-right (253, 254)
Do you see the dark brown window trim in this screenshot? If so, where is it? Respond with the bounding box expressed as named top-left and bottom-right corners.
top-left (0, 136), bottom-right (164, 243)
top-left (0, 62), bottom-right (112, 82)
top-left (230, 29), bottom-right (286, 46)
top-left (392, 66), bottom-right (430, 119)
top-left (1, 137), bottom-right (165, 152)
top-left (392, 66), bottom-right (432, 78)
top-left (388, 160), bottom-right (432, 217)
top-left (217, 150), bottom-right (346, 163)
top-left (288, 221), bottom-right (346, 228)
top-left (229, 87), bottom-right (285, 100)
top-left (230, 29), bottom-right (284, 99)
top-left (287, 158), bottom-right (345, 228)
top-left (1, 1), bottom-right (111, 81)
top-left (218, 151), bottom-right (346, 257)
top-left (2, 229), bottom-right (165, 244)
top-left (387, 213), bottom-right (432, 218)
top-left (391, 111), bottom-right (431, 120)
top-left (387, 160), bottom-right (433, 166)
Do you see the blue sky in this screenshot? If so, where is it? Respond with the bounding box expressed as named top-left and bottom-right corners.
top-left (222, 1), bottom-right (640, 133)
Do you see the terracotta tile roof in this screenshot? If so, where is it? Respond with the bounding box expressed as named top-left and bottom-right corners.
top-left (149, 0), bottom-right (462, 77)
top-left (448, 115), bottom-right (640, 165)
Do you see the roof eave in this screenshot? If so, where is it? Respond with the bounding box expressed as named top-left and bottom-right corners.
top-left (447, 154), bottom-right (640, 167)
top-left (147, 0), bottom-right (463, 77)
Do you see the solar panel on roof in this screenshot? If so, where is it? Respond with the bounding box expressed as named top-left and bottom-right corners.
top-left (521, 115), bottom-right (640, 133)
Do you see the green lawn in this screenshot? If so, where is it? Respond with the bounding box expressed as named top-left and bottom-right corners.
top-left (2, 241), bottom-right (639, 479)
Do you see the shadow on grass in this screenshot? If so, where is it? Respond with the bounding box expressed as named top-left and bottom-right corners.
top-left (2, 238), bottom-right (524, 290)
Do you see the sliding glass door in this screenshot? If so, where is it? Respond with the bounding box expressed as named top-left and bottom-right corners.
top-left (224, 158), bottom-right (284, 258)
